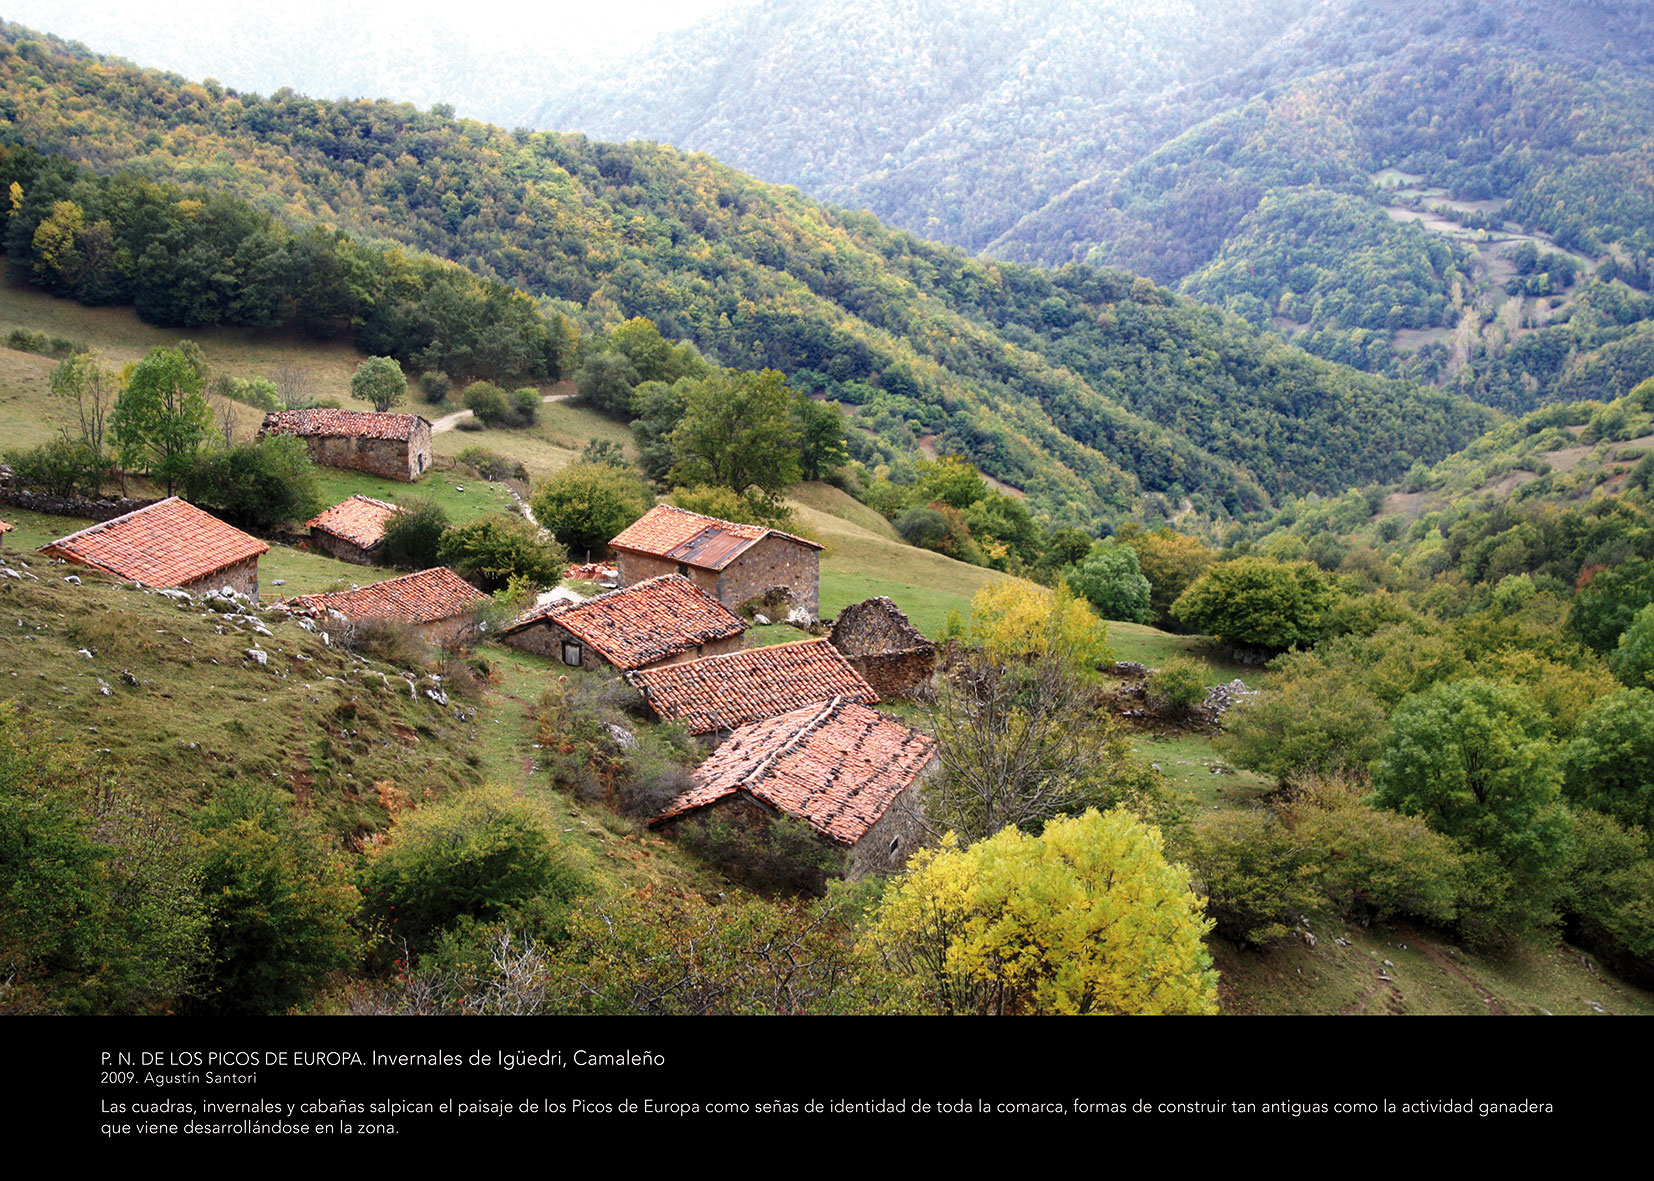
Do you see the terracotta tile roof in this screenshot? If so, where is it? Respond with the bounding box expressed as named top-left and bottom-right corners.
top-left (608, 505), bottom-right (823, 570)
top-left (0, 520), bottom-right (12, 534)
top-left (502, 574), bottom-right (746, 670)
top-left (306, 494), bottom-right (400, 550)
top-left (281, 566), bottom-right (486, 624)
top-left (38, 497), bottom-right (267, 587)
top-left (627, 638), bottom-right (877, 734)
top-left (260, 409), bottom-right (428, 441)
top-left (652, 698), bottom-right (937, 846)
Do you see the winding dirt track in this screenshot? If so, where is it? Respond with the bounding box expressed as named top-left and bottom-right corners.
top-left (430, 392), bottom-right (572, 434)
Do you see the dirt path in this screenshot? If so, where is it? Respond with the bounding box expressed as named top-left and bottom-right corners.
top-left (1414, 941), bottom-right (1508, 1015)
top-left (430, 392), bottom-right (573, 435)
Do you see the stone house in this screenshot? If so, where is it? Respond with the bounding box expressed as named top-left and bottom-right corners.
top-left (280, 566), bottom-right (487, 645)
top-left (608, 504), bottom-right (823, 619)
top-left (650, 696), bottom-right (938, 878)
top-left (38, 497), bottom-right (268, 596)
top-left (626, 637), bottom-right (877, 738)
top-left (828, 596), bottom-right (938, 698)
top-left (306, 494), bottom-right (401, 565)
top-left (258, 409), bottom-right (434, 482)
top-left (498, 573), bottom-right (747, 673)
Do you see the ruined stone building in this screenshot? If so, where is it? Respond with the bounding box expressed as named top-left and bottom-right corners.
top-left (626, 637), bottom-right (877, 738)
top-left (306, 494), bottom-right (400, 565)
top-left (280, 566), bottom-right (487, 644)
top-left (828, 596), bottom-right (938, 698)
top-left (38, 497), bottom-right (268, 596)
top-left (650, 697), bottom-right (938, 878)
top-left (608, 504), bottom-right (823, 619)
top-left (498, 573), bottom-right (747, 673)
top-left (258, 409), bottom-right (434, 482)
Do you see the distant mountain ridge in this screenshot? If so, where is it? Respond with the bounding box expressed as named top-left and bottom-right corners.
top-left (526, 0), bottom-right (1654, 274)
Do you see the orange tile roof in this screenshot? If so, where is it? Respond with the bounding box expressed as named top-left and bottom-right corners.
top-left (627, 638), bottom-right (877, 734)
top-left (652, 698), bottom-right (937, 846)
top-left (281, 567), bottom-right (487, 624)
top-left (0, 520), bottom-right (12, 534)
top-left (38, 498), bottom-right (267, 587)
top-left (260, 409), bottom-right (428, 441)
top-left (306, 494), bottom-right (400, 550)
top-left (502, 574), bottom-right (746, 670)
top-left (608, 505), bottom-right (822, 570)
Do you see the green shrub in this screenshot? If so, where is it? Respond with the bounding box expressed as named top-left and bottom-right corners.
top-left (418, 372), bottom-right (451, 405)
top-left (437, 513), bottom-right (566, 592)
top-left (530, 461), bottom-right (655, 560)
top-left (454, 447), bottom-right (528, 482)
top-left (673, 811), bottom-right (847, 896)
top-left (1559, 810), bottom-right (1654, 987)
top-left (4, 437), bottom-right (104, 497)
top-left (359, 785), bottom-right (585, 955)
top-left (1183, 810), bottom-right (1324, 945)
top-left (182, 434), bottom-right (322, 529)
top-left (1149, 658), bottom-right (1208, 718)
top-left (189, 785), bottom-right (359, 1015)
top-left (378, 499), bottom-right (450, 569)
top-left (463, 381), bottom-right (510, 424)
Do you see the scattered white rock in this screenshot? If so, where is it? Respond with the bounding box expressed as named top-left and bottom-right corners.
top-left (63, 575), bottom-right (81, 585)
top-left (77, 648), bottom-right (95, 659)
top-left (245, 648), bottom-right (268, 666)
top-left (607, 723), bottom-right (639, 750)
top-left (753, 613), bottom-right (770, 625)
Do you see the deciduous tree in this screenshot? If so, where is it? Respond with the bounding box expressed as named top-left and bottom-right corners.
top-left (863, 810), bottom-right (1219, 1015)
top-left (667, 368), bottom-right (802, 495)
top-left (350, 355), bottom-right (408, 412)
top-left (108, 345), bottom-right (213, 494)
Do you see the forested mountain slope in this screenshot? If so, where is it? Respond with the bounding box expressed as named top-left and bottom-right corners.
top-left (524, 1), bottom-right (1654, 410)
top-left (0, 23), bottom-right (1492, 525)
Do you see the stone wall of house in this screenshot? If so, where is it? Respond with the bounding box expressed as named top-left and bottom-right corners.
top-left (844, 649), bottom-right (937, 699)
top-left (0, 488), bottom-right (163, 521)
top-left (293, 429), bottom-right (431, 483)
top-left (179, 555), bottom-right (261, 599)
top-left (310, 530), bottom-right (378, 566)
top-left (847, 763), bottom-right (934, 879)
top-left (502, 617), bottom-right (743, 672)
top-left (829, 596), bottom-right (936, 697)
top-left (718, 535), bottom-right (820, 619)
top-left (412, 613), bottom-right (477, 648)
top-left (616, 551), bottom-right (722, 602)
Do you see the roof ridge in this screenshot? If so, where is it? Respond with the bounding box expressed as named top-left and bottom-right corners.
top-left (45, 495), bottom-right (181, 547)
top-left (736, 697), bottom-right (844, 792)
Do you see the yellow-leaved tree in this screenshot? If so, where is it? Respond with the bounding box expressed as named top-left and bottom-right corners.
top-left (968, 579), bottom-right (1112, 668)
top-left (861, 808), bottom-right (1219, 1016)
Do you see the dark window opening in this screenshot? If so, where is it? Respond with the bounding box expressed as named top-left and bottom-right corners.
top-left (562, 641), bottom-right (582, 667)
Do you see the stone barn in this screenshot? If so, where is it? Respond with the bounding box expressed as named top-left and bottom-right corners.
top-left (626, 637), bottom-right (877, 739)
top-left (280, 566), bottom-right (487, 645)
top-left (498, 573), bottom-right (747, 673)
top-left (306, 494), bottom-right (400, 565)
top-left (650, 696), bottom-right (938, 879)
top-left (828, 596), bottom-right (937, 698)
top-left (258, 409), bottom-right (433, 482)
top-left (38, 497), bottom-right (268, 596)
top-left (608, 504), bottom-right (823, 619)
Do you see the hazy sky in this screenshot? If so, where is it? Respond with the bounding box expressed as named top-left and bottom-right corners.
top-left (4, 0), bottom-right (754, 115)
